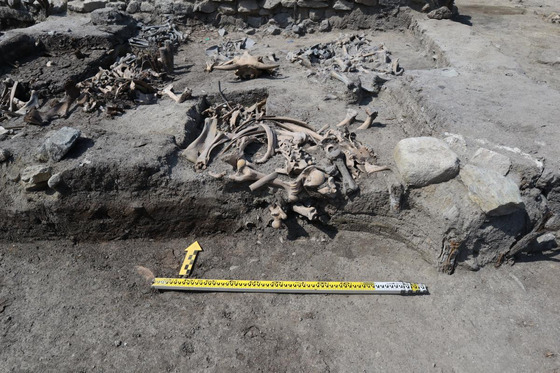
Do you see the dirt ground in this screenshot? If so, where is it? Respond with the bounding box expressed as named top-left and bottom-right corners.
top-left (1, 0), bottom-right (560, 371)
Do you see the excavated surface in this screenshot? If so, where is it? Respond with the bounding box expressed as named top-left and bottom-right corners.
top-left (1, 0), bottom-right (560, 371)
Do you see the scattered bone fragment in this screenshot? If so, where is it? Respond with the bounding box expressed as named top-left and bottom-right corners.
top-left (162, 85), bottom-right (192, 103)
top-left (336, 109), bottom-right (358, 127)
top-left (357, 107), bottom-right (379, 130)
top-left (364, 162), bottom-right (390, 174)
top-left (269, 203), bottom-right (287, 229)
top-left (249, 172), bottom-right (279, 192)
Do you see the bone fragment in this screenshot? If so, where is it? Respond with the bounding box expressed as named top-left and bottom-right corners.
top-left (327, 145), bottom-right (358, 195)
top-left (269, 203), bottom-right (287, 229)
top-left (292, 204), bottom-right (317, 221)
top-left (317, 176), bottom-right (338, 197)
top-left (183, 117), bottom-right (216, 163)
top-left (357, 107), bottom-right (378, 130)
top-left (15, 90), bottom-right (39, 115)
top-left (8, 81), bottom-right (18, 112)
top-left (364, 162), bottom-right (390, 173)
top-left (336, 109), bottom-right (358, 127)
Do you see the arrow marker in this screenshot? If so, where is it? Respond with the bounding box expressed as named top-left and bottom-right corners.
top-left (179, 241), bottom-right (203, 277)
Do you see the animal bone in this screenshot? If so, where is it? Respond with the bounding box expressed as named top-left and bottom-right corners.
top-left (159, 40), bottom-right (174, 73)
top-left (231, 159), bottom-right (301, 202)
top-left (162, 84), bottom-right (191, 103)
top-left (269, 203), bottom-right (287, 229)
top-left (364, 162), bottom-right (390, 173)
top-left (357, 107), bottom-right (378, 130)
top-left (249, 172), bottom-right (279, 191)
top-left (326, 145), bottom-right (358, 195)
top-left (15, 90), bottom-right (39, 115)
top-left (183, 117), bottom-right (217, 163)
top-left (302, 168), bottom-right (327, 189)
top-left (213, 51), bottom-right (279, 80)
top-left (24, 107), bottom-right (44, 125)
top-left (292, 204), bottom-right (318, 221)
top-left (8, 81), bottom-right (18, 112)
top-left (336, 109), bottom-right (358, 127)
top-left (317, 176), bottom-right (338, 197)
top-left (255, 124), bottom-right (277, 164)
top-left (196, 131), bottom-right (229, 170)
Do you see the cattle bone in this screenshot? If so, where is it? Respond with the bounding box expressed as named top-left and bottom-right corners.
top-left (255, 124), bottom-right (277, 164)
top-left (357, 107), bottom-right (379, 130)
top-left (231, 159), bottom-right (301, 202)
top-left (15, 90), bottom-right (39, 115)
top-left (269, 203), bottom-right (287, 229)
top-left (336, 109), bottom-right (358, 127)
top-left (327, 145), bottom-right (358, 195)
top-left (162, 84), bottom-right (191, 103)
top-left (183, 117), bottom-right (217, 163)
top-left (317, 176), bottom-right (338, 197)
top-left (292, 204), bottom-right (318, 221)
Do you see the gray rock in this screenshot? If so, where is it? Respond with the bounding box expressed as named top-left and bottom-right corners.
top-left (280, 0), bottom-right (296, 7)
top-left (154, 0), bottom-right (173, 13)
top-left (0, 148), bottom-right (10, 163)
top-left (246, 16), bottom-right (262, 27)
top-left (333, 0), bottom-right (353, 10)
top-left (139, 2), bottom-right (154, 12)
top-left (218, 4), bottom-right (236, 14)
top-left (173, 2), bottom-right (194, 15)
top-left (272, 12), bottom-right (292, 27)
top-left (266, 25), bottom-right (281, 35)
top-left (37, 127), bottom-right (81, 162)
top-left (296, 0), bottom-right (328, 8)
top-left (47, 173), bottom-right (64, 192)
top-left (238, 0), bottom-right (258, 13)
top-left (195, 0), bottom-right (217, 13)
top-left (21, 165), bottom-right (52, 191)
top-left (68, 0), bottom-right (106, 13)
top-left (291, 24), bottom-right (304, 35)
top-left (460, 164), bottom-right (524, 216)
top-left (262, 0), bottom-right (281, 9)
top-left (394, 137), bottom-right (460, 187)
top-left (309, 9), bottom-right (323, 21)
top-left (355, 0), bottom-right (377, 5)
top-left (318, 19), bottom-right (330, 32)
top-left (90, 8), bottom-right (134, 25)
top-left (428, 6), bottom-right (452, 20)
top-left (470, 148), bottom-right (511, 176)
top-left (126, 0), bottom-right (139, 13)
top-left (106, 1), bottom-right (126, 11)
top-left (244, 28), bottom-right (256, 35)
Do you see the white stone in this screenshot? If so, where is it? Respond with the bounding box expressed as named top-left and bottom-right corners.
top-left (262, 0), bottom-right (281, 9)
top-left (333, 0), bottom-right (353, 10)
top-left (394, 137), bottom-right (460, 187)
top-left (460, 164), bottom-right (524, 216)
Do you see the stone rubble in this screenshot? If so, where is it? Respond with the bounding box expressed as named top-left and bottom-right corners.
top-left (37, 127), bottom-right (81, 162)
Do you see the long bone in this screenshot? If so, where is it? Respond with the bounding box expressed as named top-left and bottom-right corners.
top-left (292, 204), bottom-right (318, 221)
top-left (326, 145), bottom-right (358, 195)
top-left (231, 159), bottom-right (301, 202)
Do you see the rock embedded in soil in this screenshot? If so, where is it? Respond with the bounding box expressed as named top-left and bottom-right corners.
top-left (393, 137), bottom-right (460, 187)
top-left (37, 127), bottom-right (81, 162)
top-left (427, 6), bottom-right (453, 20)
top-left (0, 149), bottom-right (10, 163)
top-left (21, 165), bottom-right (52, 191)
top-left (469, 148), bottom-right (511, 176)
top-left (460, 164), bottom-right (524, 216)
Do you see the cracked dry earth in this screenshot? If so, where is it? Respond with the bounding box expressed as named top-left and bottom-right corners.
top-left (2, 1), bottom-right (560, 372)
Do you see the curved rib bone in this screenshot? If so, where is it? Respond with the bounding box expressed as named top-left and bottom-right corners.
top-left (255, 124), bottom-right (277, 164)
top-left (336, 109), bottom-right (358, 127)
top-left (356, 107), bottom-right (378, 130)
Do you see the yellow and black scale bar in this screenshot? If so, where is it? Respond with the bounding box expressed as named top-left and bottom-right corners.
top-left (152, 278), bottom-right (429, 295)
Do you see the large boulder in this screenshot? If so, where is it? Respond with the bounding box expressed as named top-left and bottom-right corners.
top-left (460, 164), bottom-right (524, 216)
top-left (393, 137), bottom-right (460, 187)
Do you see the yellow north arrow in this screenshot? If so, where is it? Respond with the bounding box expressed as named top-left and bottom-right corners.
top-left (179, 241), bottom-right (203, 277)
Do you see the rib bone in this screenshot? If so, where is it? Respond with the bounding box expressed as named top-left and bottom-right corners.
top-left (336, 109), bottom-right (358, 127)
top-left (357, 107), bottom-right (378, 130)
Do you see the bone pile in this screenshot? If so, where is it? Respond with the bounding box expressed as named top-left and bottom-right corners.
top-left (182, 98), bottom-right (389, 228)
top-left (287, 34), bottom-right (404, 96)
top-left (129, 17), bottom-right (187, 49)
